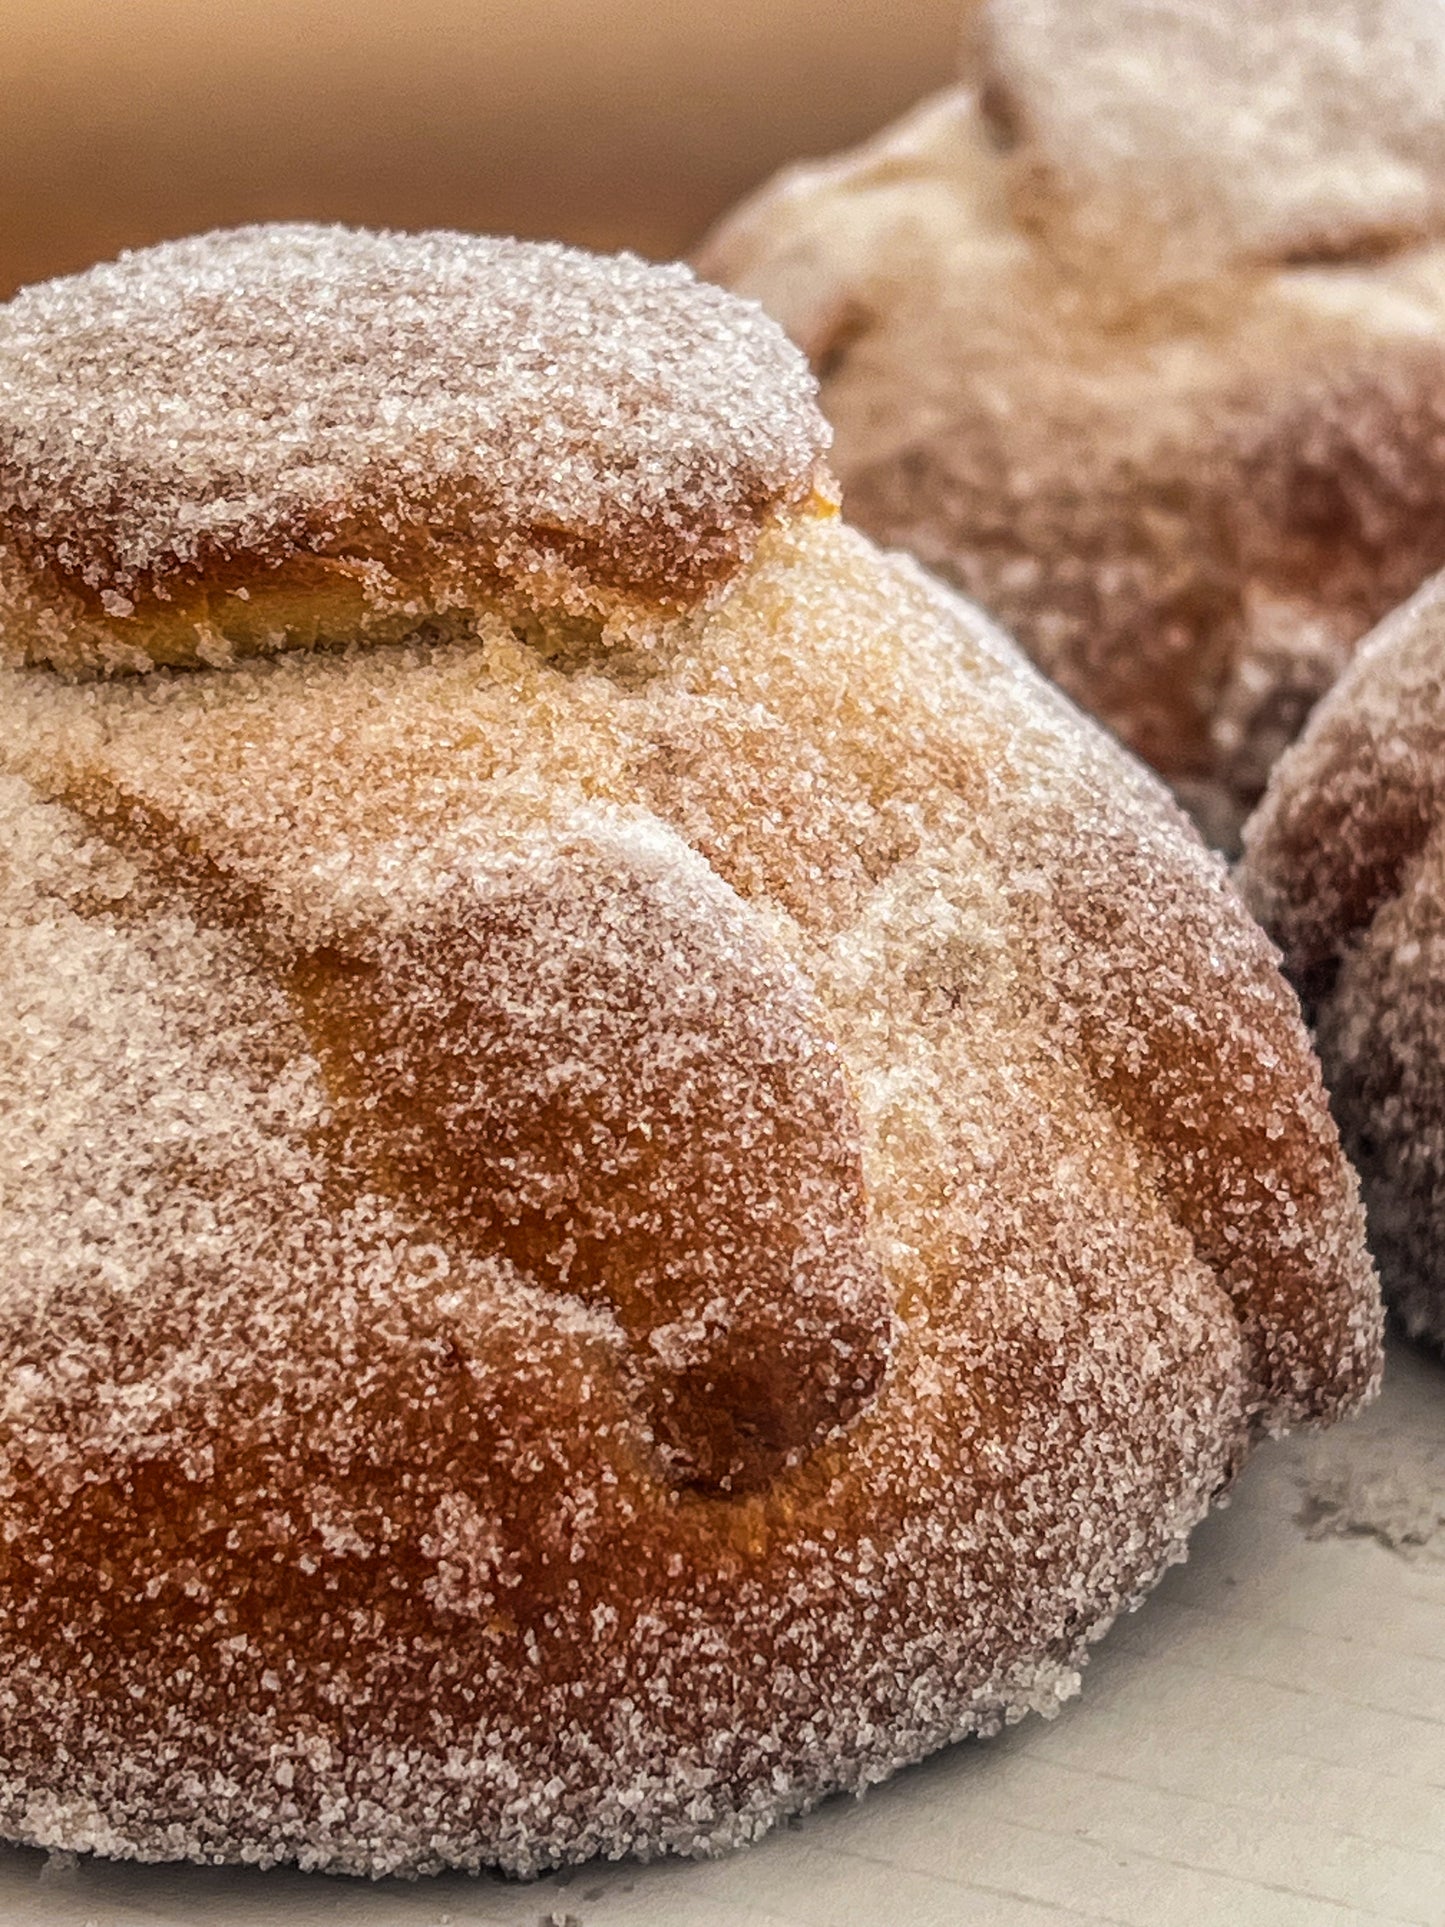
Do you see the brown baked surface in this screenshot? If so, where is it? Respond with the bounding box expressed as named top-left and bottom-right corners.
top-left (696, 0), bottom-right (1445, 847)
top-left (1241, 574), bottom-right (1445, 1349)
top-left (0, 225), bottom-right (831, 674)
top-left (1, 505), bottom-right (1380, 1874)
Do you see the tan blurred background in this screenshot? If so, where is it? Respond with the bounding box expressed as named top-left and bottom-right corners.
top-left (1, 0), bottom-right (963, 297)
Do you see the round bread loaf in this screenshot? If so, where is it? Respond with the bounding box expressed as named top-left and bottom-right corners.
top-left (696, 0), bottom-right (1445, 848)
top-left (1241, 573), bottom-right (1445, 1352)
top-left (0, 224), bottom-right (1380, 1877)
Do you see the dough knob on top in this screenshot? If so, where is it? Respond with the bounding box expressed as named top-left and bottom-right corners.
top-left (0, 223), bottom-right (833, 676)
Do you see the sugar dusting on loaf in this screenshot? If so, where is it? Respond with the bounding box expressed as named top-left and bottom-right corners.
top-left (697, 0), bottom-right (1445, 848)
top-left (0, 225), bottom-right (830, 672)
top-left (0, 226), bottom-right (1381, 1876)
top-left (963, 0), bottom-right (1445, 268)
top-left (1242, 570), bottom-right (1445, 1350)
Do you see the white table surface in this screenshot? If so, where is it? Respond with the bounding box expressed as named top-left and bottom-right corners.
top-left (3, 1341), bottom-right (1441, 1927)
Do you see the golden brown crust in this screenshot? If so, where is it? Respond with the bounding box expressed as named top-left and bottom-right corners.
top-left (696, 0), bottom-right (1445, 845)
top-left (0, 225), bottom-right (834, 674)
top-left (0, 512), bottom-right (1380, 1875)
top-left (1028, 812), bottom-right (1376, 1419)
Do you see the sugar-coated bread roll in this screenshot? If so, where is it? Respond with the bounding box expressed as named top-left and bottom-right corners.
top-left (0, 225), bottom-right (1380, 1877)
top-left (696, 0), bottom-right (1445, 848)
top-left (1241, 575), bottom-right (1445, 1352)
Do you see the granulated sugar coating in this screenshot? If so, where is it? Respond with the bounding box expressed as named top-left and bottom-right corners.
top-left (0, 228), bottom-right (1380, 1880)
top-left (961, 0), bottom-right (1445, 270)
top-left (0, 225), bottom-right (830, 674)
top-left (697, 0), bottom-right (1445, 848)
top-left (1241, 570), bottom-right (1445, 1351)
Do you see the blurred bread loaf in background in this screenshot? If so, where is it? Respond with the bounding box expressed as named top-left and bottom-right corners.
top-left (1, 0), bottom-right (968, 297)
top-left (697, 0), bottom-right (1445, 848)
